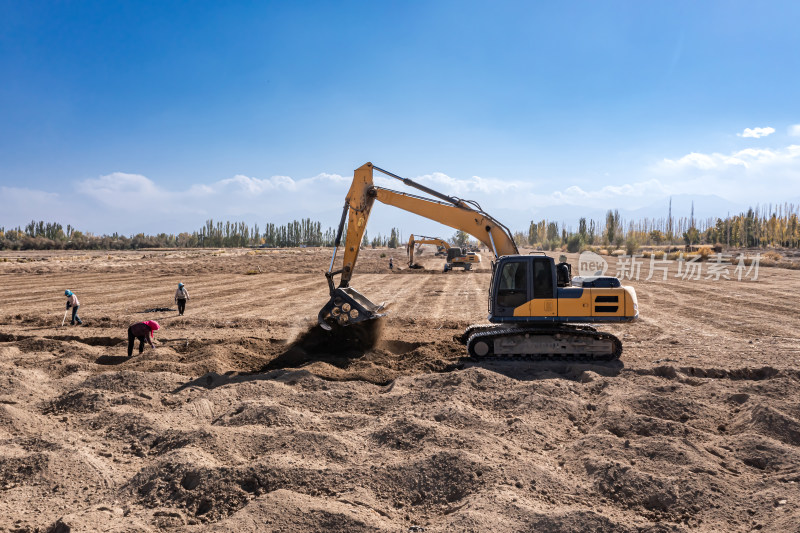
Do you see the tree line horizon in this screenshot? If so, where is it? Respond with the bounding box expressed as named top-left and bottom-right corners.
top-left (1, 202), bottom-right (799, 252)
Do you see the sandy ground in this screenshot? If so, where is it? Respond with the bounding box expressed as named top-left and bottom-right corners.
top-left (1, 247), bottom-right (799, 532)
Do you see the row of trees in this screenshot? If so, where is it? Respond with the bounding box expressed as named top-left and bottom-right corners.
top-left (2, 203), bottom-right (799, 252)
top-left (0, 218), bottom-right (406, 251)
top-left (519, 203), bottom-right (800, 253)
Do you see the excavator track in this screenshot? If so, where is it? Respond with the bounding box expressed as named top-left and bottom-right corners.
top-left (461, 324), bottom-right (622, 362)
top-left (458, 323), bottom-right (600, 344)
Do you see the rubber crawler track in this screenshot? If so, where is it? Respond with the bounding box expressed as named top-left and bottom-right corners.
top-left (460, 324), bottom-right (622, 362)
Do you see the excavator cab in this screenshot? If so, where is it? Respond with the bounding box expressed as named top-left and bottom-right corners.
top-left (488, 255), bottom-right (638, 324)
top-left (490, 256), bottom-right (556, 319)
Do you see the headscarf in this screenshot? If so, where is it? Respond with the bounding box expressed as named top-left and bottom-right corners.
top-left (178, 283), bottom-right (184, 288)
top-left (143, 320), bottom-right (160, 332)
top-left (65, 290), bottom-right (73, 296)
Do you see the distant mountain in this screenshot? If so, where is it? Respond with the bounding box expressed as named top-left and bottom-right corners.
top-left (630, 194), bottom-right (747, 222)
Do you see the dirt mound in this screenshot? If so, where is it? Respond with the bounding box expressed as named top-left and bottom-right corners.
top-left (206, 489), bottom-right (389, 532)
top-left (732, 403), bottom-right (800, 446)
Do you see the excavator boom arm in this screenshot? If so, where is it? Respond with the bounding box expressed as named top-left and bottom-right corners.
top-left (332, 162), bottom-right (517, 287)
top-left (319, 162), bottom-right (517, 330)
top-left (415, 237), bottom-right (451, 248)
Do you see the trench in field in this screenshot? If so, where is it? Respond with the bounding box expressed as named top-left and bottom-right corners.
top-left (0, 333), bottom-right (122, 346)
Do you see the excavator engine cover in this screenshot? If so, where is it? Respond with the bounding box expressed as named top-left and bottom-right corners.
top-left (318, 287), bottom-right (386, 330)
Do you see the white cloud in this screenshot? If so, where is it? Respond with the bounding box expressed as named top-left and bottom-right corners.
top-left (737, 127), bottom-right (775, 138)
top-left (57, 169), bottom-right (542, 234)
top-left (80, 172), bottom-right (158, 195)
top-left (77, 172), bottom-right (170, 212)
top-left (653, 143), bottom-right (800, 202)
top-left (556, 179), bottom-right (669, 201)
top-left (374, 171), bottom-right (523, 196)
top-left (661, 152), bottom-right (723, 170)
top-left (659, 146), bottom-right (795, 170)
top-left (789, 124), bottom-right (800, 137)
top-left (1, 186), bottom-right (60, 204)
top-left (188, 174), bottom-right (298, 196)
top-left (0, 187), bottom-right (81, 230)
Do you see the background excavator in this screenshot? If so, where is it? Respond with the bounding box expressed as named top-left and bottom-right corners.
top-left (406, 234), bottom-right (481, 271)
top-left (318, 162), bottom-right (639, 361)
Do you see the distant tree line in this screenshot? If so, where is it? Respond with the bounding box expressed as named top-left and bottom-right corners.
top-left (0, 218), bottom-right (405, 251)
top-left (522, 202), bottom-right (800, 254)
top-left (3, 202), bottom-right (798, 252)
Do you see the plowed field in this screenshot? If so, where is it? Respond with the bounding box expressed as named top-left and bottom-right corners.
top-left (1, 247), bottom-right (799, 532)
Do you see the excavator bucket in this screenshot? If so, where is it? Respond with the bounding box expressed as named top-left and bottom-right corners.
top-left (318, 287), bottom-right (386, 331)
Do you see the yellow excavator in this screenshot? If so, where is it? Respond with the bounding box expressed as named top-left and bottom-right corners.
top-left (406, 234), bottom-right (481, 271)
top-left (318, 162), bottom-right (639, 361)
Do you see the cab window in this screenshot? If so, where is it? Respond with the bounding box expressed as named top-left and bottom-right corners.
top-left (533, 259), bottom-right (554, 299)
top-left (497, 261), bottom-right (528, 308)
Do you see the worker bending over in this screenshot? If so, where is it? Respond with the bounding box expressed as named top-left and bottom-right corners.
top-left (127, 320), bottom-right (160, 357)
top-left (64, 290), bottom-right (82, 325)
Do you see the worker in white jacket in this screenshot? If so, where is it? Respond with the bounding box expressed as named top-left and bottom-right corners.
top-left (64, 290), bottom-right (82, 325)
top-left (174, 282), bottom-right (190, 316)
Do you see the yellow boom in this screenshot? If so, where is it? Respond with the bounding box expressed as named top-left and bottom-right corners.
top-left (334, 162), bottom-right (517, 287)
top-left (318, 162), bottom-right (517, 329)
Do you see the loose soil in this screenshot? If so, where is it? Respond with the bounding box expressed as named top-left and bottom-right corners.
top-left (0, 247), bottom-right (798, 532)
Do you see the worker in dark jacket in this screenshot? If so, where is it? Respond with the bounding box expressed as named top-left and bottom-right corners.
top-left (127, 320), bottom-right (160, 357)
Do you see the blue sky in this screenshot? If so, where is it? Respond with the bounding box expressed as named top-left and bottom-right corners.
top-left (2, 1), bottom-right (799, 236)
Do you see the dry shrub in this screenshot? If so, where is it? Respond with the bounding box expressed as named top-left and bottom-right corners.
top-left (667, 252), bottom-right (681, 261)
top-left (611, 249), bottom-right (625, 257)
top-left (654, 251), bottom-right (665, 259)
top-left (727, 255), bottom-right (754, 266)
top-left (641, 251), bottom-right (652, 258)
top-left (698, 246), bottom-right (713, 261)
top-left (598, 249), bottom-right (609, 256)
top-left (727, 251), bottom-right (787, 268)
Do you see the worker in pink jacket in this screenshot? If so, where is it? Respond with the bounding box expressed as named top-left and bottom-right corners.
top-left (127, 320), bottom-right (160, 357)
top-left (64, 290), bottom-right (82, 325)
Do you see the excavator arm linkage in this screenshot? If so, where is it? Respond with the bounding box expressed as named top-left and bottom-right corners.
top-left (319, 162), bottom-right (517, 330)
